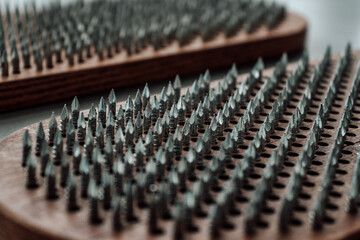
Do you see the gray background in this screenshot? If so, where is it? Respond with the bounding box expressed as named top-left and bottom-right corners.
top-left (1, 0), bottom-right (360, 140)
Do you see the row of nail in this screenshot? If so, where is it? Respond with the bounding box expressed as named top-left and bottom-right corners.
top-left (0, 0), bottom-right (285, 77)
top-left (210, 51), bottom-right (312, 236)
top-left (347, 63), bottom-right (360, 212)
top-left (277, 44), bottom-right (352, 231)
top-left (243, 46), bottom-right (335, 234)
top-left (310, 49), bottom-right (357, 229)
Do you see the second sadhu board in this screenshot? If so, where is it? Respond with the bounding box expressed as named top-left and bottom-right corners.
top-left (0, 0), bottom-right (306, 112)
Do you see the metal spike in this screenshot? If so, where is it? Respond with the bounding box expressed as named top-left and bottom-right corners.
top-left (202, 95), bottom-right (211, 120)
top-left (153, 119), bottom-right (163, 147)
top-left (35, 122), bottom-right (45, 156)
top-left (135, 138), bottom-right (145, 167)
top-left (216, 111), bottom-right (224, 136)
top-left (142, 83), bottom-right (150, 110)
top-left (174, 75), bottom-right (182, 101)
top-left (182, 120), bottom-right (190, 146)
top-left (173, 202), bottom-right (184, 240)
top-left (182, 191), bottom-right (196, 231)
top-left (209, 201), bottom-right (222, 237)
top-left (93, 147), bottom-right (103, 184)
top-left (191, 80), bottom-right (200, 108)
top-left (164, 137), bottom-right (174, 165)
top-left (157, 181), bottom-right (171, 219)
top-left (214, 82), bottom-right (223, 107)
top-left (77, 112), bottom-right (86, 144)
top-left (88, 179), bottom-right (102, 224)
top-left (102, 171), bottom-right (112, 209)
top-left (173, 126), bottom-right (183, 155)
top-left (116, 105), bottom-right (125, 130)
top-left (310, 197), bottom-right (324, 230)
top-left (71, 96), bottom-right (80, 127)
top-left (66, 119), bottom-right (75, 154)
top-left (48, 112), bottom-right (58, 145)
top-left (222, 76), bottom-right (230, 95)
top-left (96, 122), bottom-right (105, 150)
top-left (39, 140), bottom-right (50, 176)
top-left (198, 75), bottom-right (207, 96)
top-left (114, 128), bottom-right (125, 158)
top-left (143, 102), bottom-right (152, 131)
top-left (125, 180), bottom-right (137, 221)
top-left (22, 129), bottom-right (32, 167)
top-left (189, 110), bottom-right (197, 136)
top-left (135, 170), bottom-right (147, 208)
top-left (193, 181), bottom-right (206, 217)
top-left (148, 190), bottom-right (160, 233)
top-left (151, 96), bottom-right (160, 122)
top-left (25, 153), bottom-right (38, 188)
top-left (195, 137), bottom-right (204, 164)
top-left (112, 196), bottom-right (122, 231)
top-left (104, 140), bottom-right (114, 172)
top-left (155, 148), bottom-right (166, 179)
top-left (177, 157), bottom-right (188, 190)
top-left (113, 157), bottom-right (125, 196)
top-left (80, 156), bottom-right (90, 198)
top-left (222, 102), bottom-right (230, 127)
top-left (203, 127), bottom-right (212, 154)
top-left (88, 104), bottom-right (97, 135)
top-left (124, 149), bottom-right (135, 179)
top-left (145, 129), bottom-right (154, 156)
top-left (184, 89), bottom-right (192, 114)
top-left (167, 81), bottom-right (175, 106)
top-left (168, 167), bottom-right (179, 204)
top-left (60, 104), bottom-right (69, 136)
top-left (66, 44), bottom-right (74, 66)
top-left (202, 168), bottom-right (216, 202)
top-left (84, 129), bottom-right (94, 162)
top-left (177, 97), bottom-right (186, 122)
top-left (169, 103), bottom-right (179, 129)
top-left (72, 141), bottom-right (82, 175)
top-left (134, 112), bottom-right (143, 139)
top-left (187, 148), bottom-right (196, 179)
top-left (125, 96), bottom-right (134, 122)
top-left (108, 89), bottom-right (117, 115)
top-left (134, 89), bottom-right (143, 117)
top-left (45, 160), bottom-right (58, 199)
top-left (52, 130), bottom-right (63, 165)
top-left (203, 69), bottom-right (211, 90)
top-left (106, 111), bottom-right (115, 141)
top-left (66, 173), bottom-right (79, 211)
top-left (125, 120), bottom-right (135, 147)
top-left (210, 117), bottom-right (218, 144)
top-left (1, 51), bottom-right (8, 76)
top-left (98, 97), bottom-right (107, 127)
top-left (159, 87), bottom-right (167, 114)
top-left (161, 111), bottom-right (170, 137)
top-left (146, 157), bottom-right (157, 185)
top-left (60, 154), bottom-right (70, 187)
top-left (196, 102), bottom-right (204, 128)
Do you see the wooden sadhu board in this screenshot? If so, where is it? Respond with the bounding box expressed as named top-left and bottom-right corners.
top-left (0, 49), bottom-right (360, 240)
top-left (0, 12), bottom-right (306, 113)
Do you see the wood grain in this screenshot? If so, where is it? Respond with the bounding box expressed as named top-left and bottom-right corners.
top-left (0, 12), bottom-right (306, 112)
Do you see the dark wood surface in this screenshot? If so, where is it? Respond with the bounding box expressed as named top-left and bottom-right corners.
top-left (1, 51), bottom-right (360, 239)
top-left (0, 12), bottom-right (306, 113)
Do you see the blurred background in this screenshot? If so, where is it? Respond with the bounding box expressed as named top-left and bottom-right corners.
top-left (272, 0), bottom-right (360, 57)
top-left (0, 0), bottom-right (359, 140)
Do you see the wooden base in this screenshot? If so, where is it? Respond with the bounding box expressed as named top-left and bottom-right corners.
top-left (0, 12), bottom-right (306, 113)
top-left (1, 50), bottom-right (360, 240)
